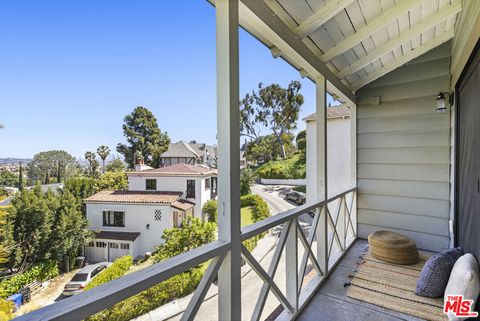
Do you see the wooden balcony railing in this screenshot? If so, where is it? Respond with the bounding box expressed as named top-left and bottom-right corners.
top-left (15, 187), bottom-right (357, 321)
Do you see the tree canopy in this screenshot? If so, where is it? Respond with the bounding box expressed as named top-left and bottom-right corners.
top-left (116, 107), bottom-right (170, 168)
top-left (105, 156), bottom-right (127, 172)
top-left (4, 186), bottom-right (90, 271)
top-left (26, 150), bottom-right (79, 185)
top-left (0, 172), bottom-right (18, 188)
top-left (153, 217), bottom-right (216, 262)
top-left (240, 81), bottom-right (304, 159)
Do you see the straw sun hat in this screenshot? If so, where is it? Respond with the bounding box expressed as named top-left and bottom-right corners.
top-left (368, 231), bottom-right (419, 265)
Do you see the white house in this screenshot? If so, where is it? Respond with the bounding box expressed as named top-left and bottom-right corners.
top-left (84, 163), bottom-right (217, 262)
top-left (304, 105), bottom-right (353, 202)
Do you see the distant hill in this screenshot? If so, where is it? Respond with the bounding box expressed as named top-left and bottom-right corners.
top-left (0, 158), bottom-right (32, 165)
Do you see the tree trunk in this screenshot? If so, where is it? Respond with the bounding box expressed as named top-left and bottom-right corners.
top-left (274, 133), bottom-right (287, 159)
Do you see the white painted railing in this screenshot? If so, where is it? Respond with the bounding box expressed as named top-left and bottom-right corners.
top-left (14, 187), bottom-right (356, 321)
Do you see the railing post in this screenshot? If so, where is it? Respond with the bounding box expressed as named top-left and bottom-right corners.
top-left (216, 1), bottom-right (241, 320)
top-left (285, 219), bottom-right (298, 312)
top-left (315, 76), bottom-right (328, 276)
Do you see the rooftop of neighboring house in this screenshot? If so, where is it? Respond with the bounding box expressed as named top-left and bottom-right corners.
top-left (303, 104), bottom-right (351, 122)
top-left (160, 141), bottom-right (217, 160)
top-left (128, 163), bottom-right (217, 177)
top-left (84, 190), bottom-right (183, 204)
top-left (161, 141), bottom-right (200, 159)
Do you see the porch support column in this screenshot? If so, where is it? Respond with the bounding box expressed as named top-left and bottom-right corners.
top-left (315, 76), bottom-right (328, 276)
top-left (216, 1), bottom-right (242, 321)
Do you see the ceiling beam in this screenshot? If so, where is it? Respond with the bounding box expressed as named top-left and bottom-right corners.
top-left (351, 28), bottom-right (455, 91)
top-left (337, 0), bottom-right (461, 79)
top-left (321, 0), bottom-right (420, 62)
top-left (294, 0), bottom-right (355, 38)
top-left (240, 0), bottom-right (356, 104)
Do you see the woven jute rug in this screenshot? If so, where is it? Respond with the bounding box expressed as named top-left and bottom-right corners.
top-left (347, 251), bottom-right (447, 321)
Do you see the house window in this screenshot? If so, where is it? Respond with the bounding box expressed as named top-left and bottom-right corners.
top-left (103, 211), bottom-right (125, 227)
top-left (146, 179), bottom-right (157, 191)
top-left (96, 241), bottom-right (106, 248)
top-left (205, 178), bottom-right (210, 190)
top-left (173, 211), bottom-right (186, 227)
top-left (186, 180), bottom-right (195, 198)
top-left (109, 243), bottom-right (119, 249)
top-left (154, 209), bottom-right (162, 221)
top-left (120, 243), bottom-right (130, 250)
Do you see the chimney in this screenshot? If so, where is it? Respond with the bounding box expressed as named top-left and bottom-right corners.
top-left (134, 153), bottom-right (151, 171)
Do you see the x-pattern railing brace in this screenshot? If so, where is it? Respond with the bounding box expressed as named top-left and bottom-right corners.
top-left (250, 221), bottom-right (291, 321)
top-left (327, 199), bottom-right (345, 261)
top-left (241, 244), bottom-right (295, 314)
top-left (181, 253), bottom-right (227, 321)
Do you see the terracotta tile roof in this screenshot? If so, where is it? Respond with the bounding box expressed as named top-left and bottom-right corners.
top-left (85, 190), bottom-right (182, 204)
top-left (171, 200), bottom-right (195, 211)
top-left (94, 231), bottom-right (141, 241)
top-left (303, 104), bottom-right (351, 121)
top-left (128, 163), bottom-right (217, 176)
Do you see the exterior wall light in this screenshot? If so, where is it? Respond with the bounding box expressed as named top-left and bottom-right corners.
top-left (146, 224), bottom-right (150, 230)
top-left (436, 92), bottom-right (453, 112)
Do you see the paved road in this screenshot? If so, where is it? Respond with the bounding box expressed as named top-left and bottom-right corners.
top-left (251, 184), bottom-right (314, 234)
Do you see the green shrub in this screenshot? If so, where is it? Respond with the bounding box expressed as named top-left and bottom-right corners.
top-left (0, 298), bottom-right (13, 321)
top-left (240, 168), bottom-right (257, 196)
top-left (202, 199), bottom-right (217, 223)
top-left (240, 195), bottom-right (270, 223)
top-left (240, 195), bottom-right (270, 252)
top-left (86, 268), bottom-right (203, 321)
top-left (256, 154), bottom-right (306, 179)
top-left (85, 256), bottom-right (132, 290)
top-left (0, 260), bottom-right (59, 299)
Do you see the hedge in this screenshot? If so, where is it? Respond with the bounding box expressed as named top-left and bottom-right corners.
top-left (85, 256), bottom-right (132, 290)
top-left (240, 195), bottom-right (271, 252)
top-left (0, 260), bottom-right (59, 299)
top-left (86, 268), bottom-right (203, 321)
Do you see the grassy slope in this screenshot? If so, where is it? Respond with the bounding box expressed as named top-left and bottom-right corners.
top-left (241, 207), bottom-right (253, 227)
top-left (256, 154), bottom-right (306, 179)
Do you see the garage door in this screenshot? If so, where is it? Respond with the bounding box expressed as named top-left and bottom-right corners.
top-left (85, 241), bottom-right (107, 263)
top-left (108, 242), bottom-right (130, 262)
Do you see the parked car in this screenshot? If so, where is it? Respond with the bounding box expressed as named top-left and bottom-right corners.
top-left (63, 262), bottom-right (111, 296)
top-left (285, 191), bottom-right (306, 205)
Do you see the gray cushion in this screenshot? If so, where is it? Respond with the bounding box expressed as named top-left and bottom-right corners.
top-left (415, 247), bottom-right (464, 298)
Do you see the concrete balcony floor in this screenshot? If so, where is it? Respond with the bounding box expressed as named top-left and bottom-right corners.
top-left (297, 240), bottom-right (426, 321)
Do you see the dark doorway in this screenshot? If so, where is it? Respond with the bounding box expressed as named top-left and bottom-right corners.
top-left (456, 40), bottom-right (480, 259)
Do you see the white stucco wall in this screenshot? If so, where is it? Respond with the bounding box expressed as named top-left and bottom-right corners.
top-left (127, 175), bottom-right (215, 217)
top-left (306, 117), bottom-right (353, 203)
top-left (86, 202), bottom-right (174, 258)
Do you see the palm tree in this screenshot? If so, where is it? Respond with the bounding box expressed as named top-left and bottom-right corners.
top-left (97, 145), bottom-right (111, 173)
top-left (84, 151), bottom-right (97, 176)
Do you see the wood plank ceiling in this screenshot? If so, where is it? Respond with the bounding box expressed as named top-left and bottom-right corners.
top-left (263, 0), bottom-right (460, 92)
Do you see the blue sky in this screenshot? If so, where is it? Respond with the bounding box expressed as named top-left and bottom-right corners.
top-left (0, 1), bottom-right (335, 159)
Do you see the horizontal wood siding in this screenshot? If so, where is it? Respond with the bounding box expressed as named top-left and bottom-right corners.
top-left (357, 44), bottom-right (451, 251)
